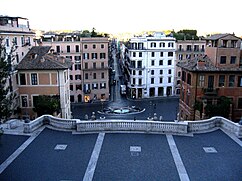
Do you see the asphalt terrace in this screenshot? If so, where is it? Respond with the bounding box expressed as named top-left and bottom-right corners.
top-left (0, 126), bottom-right (241, 181)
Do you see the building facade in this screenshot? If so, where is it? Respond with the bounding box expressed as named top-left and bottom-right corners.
top-left (0, 16), bottom-right (35, 115)
top-left (177, 34), bottom-right (242, 122)
top-left (175, 39), bottom-right (206, 95)
top-left (128, 32), bottom-right (176, 98)
top-left (17, 46), bottom-right (72, 119)
top-left (40, 33), bottom-right (110, 103)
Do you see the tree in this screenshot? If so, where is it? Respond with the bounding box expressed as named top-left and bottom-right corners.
top-left (0, 37), bottom-right (15, 122)
top-left (205, 96), bottom-right (231, 118)
top-left (33, 95), bottom-right (60, 116)
top-left (172, 29), bottom-right (199, 40)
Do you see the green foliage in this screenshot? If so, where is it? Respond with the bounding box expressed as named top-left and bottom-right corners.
top-left (33, 95), bottom-right (60, 116)
top-left (0, 38), bottom-right (14, 122)
top-left (205, 96), bottom-right (231, 118)
top-left (172, 29), bottom-right (199, 40)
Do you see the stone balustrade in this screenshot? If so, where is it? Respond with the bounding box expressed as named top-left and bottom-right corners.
top-left (77, 120), bottom-right (188, 134)
top-left (23, 115), bottom-right (242, 138)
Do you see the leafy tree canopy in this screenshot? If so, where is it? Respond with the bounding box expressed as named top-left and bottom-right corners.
top-left (33, 95), bottom-right (60, 116)
top-left (172, 29), bottom-right (200, 40)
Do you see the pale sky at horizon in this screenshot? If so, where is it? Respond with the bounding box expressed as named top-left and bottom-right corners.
top-left (1, 0), bottom-right (241, 36)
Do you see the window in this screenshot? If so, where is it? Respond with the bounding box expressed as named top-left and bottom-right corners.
top-left (160, 52), bottom-right (163, 57)
top-left (92, 53), bottom-right (97, 59)
top-left (20, 73), bottom-right (26, 85)
top-left (168, 69), bottom-right (172, 74)
top-left (178, 54), bottom-right (183, 60)
top-left (84, 44), bottom-right (88, 49)
top-left (67, 45), bottom-right (70, 53)
top-left (133, 52), bottom-right (136, 57)
top-left (198, 75), bottom-right (205, 87)
top-left (230, 56), bottom-right (236, 64)
top-left (168, 60), bottom-right (172, 65)
top-left (85, 73), bottom-right (88, 79)
top-left (160, 70), bottom-right (163, 75)
top-left (74, 56), bottom-right (81, 62)
top-left (137, 61), bottom-right (142, 68)
top-left (83, 53), bottom-right (89, 59)
top-left (229, 75), bottom-right (235, 87)
top-left (168, 42), bottom-right (173, 47)
top-left (151, 78), bottom-right (154, 84)
top-left (168, 77), bottom-right (172, 83)
top-left (70, 95), bottom-right (74, 102)
top-left (151, 60), bottom-right (155, 66)
top-left (131, 61), bottom-right (135, 68)
top-left (93, 73), bottom-right (96, 79)
top-left (92, 83), bottom-right (98, 89)
top-left (100, 83), bottom-right (106, 89)
top-left (93, 62), bottom-right (96, 69)
top-left (220, 56), bottom-right (226, 64)
top-left (182, 71), bottom-right (186, 82)
top-left (151, 70), bottom-right (154, 75)
top-left (159, 60), bottom-right (163, 65)
top-left (151, 52), bottom-right (155, 57)
top-left (139, 52), bottom-right (142, 57)
top-left (32, 96), bottom-right (39, 108)
top-left (21, 96), bottom-right (28, 107)
top-left (178, 71), bottom-right (181, 77)
top-left (76, 84), bottom-right (82, 90)
top-left (187, 73), bottom-right (191, 85)
top-left (138, 79), bottom-right (142, 85)
top-left (75, 75), bottom-right (81, 80)
top-left (159, 42), bottom-right (165, 47)
top-left (31, 73), bottom-right (38, 85)
top-left (186, 54), bottom-right (191, 59)
top-left (101, 44), bottom-right (104, 48)
top-left (101, 62), bottom-right (104, 68)
top-left (238, 98), bottom-right (242, 109)
top-left (21, 37), bottom-right (24, 45)
top-left (6, 38), bottom-right (9, 47)
top-left (14, 37), bottom-right (18, 45)
top-left (101, 72), bottom-right (104, 79)
top-left (194, 45), bottom-right (199, 51)
top-left (132, 78), bottom-right (135, 85)
top-left (56, 45), bottom-right (60, 53)
top-left (93, 44), bottom-right (96, 49)
top-left (75, 45), bottom-right (79, 52)
top-left (238, 76), bottom-right (242, 87)
top-left (168, 52), bottom-right (173, 57)
top-left (75, 64), bottom-right (81, 70)
top-left (100, 53), bottom-right (106, 59)
top-left (151, 42), bottom-right (156, 47)
top-left (186, 45), bottom-right (192, 51)
top-left (231, 40), bottom-right (237, 48)
top-left (133, 70), bottom-right (136, 75)
top-left (70, 85), bottom-right (73, 91)
top-left (70, 75), bottom-right (73, 80)
top-left (218, 75), bottom-right (225, 87)
top-left (85, 63), bottom-right (88, 69)
top-left (16, 54), bottom-right (19, 63)
top-left (139, 71), bottom-right (142, 75)
top-left (160, 77), bottom-right (163, 83)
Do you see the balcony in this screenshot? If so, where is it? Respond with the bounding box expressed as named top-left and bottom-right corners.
top-left (202, 88), bottom-right (219, 96)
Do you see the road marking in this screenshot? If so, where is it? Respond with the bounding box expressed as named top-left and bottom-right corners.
top-left (83, 133), bottom-right (105, 181)
top-left (0, 127), bottom-right (45, 174)
top-left (166, 134), bottom-right (190, 181)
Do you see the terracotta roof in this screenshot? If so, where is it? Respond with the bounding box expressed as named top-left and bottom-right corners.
top-left (17, 46), bottom-right (72, 70)
top-left (206, 33), bottom-right (241, 40)
top-left (177, 55), bottom-right (242, 72)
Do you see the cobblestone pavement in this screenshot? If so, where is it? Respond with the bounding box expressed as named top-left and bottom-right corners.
top-left (0, 126), bottom-right (241, 181)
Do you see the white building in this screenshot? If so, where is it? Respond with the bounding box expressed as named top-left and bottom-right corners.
top-left (0, 16), bottom-right (35, 117)
top-left (128, 32), bottom-right (176, 98)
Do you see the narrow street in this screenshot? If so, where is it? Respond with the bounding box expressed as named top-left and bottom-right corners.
top-left (72, 41), bottom-right (179, 121)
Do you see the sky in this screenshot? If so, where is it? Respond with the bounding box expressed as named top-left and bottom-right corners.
top-left (1, 0), bottom-right (241, 36)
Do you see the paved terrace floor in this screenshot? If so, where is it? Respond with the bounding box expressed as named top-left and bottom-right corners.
top-left (0, 125), bottom-right (241, 181)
